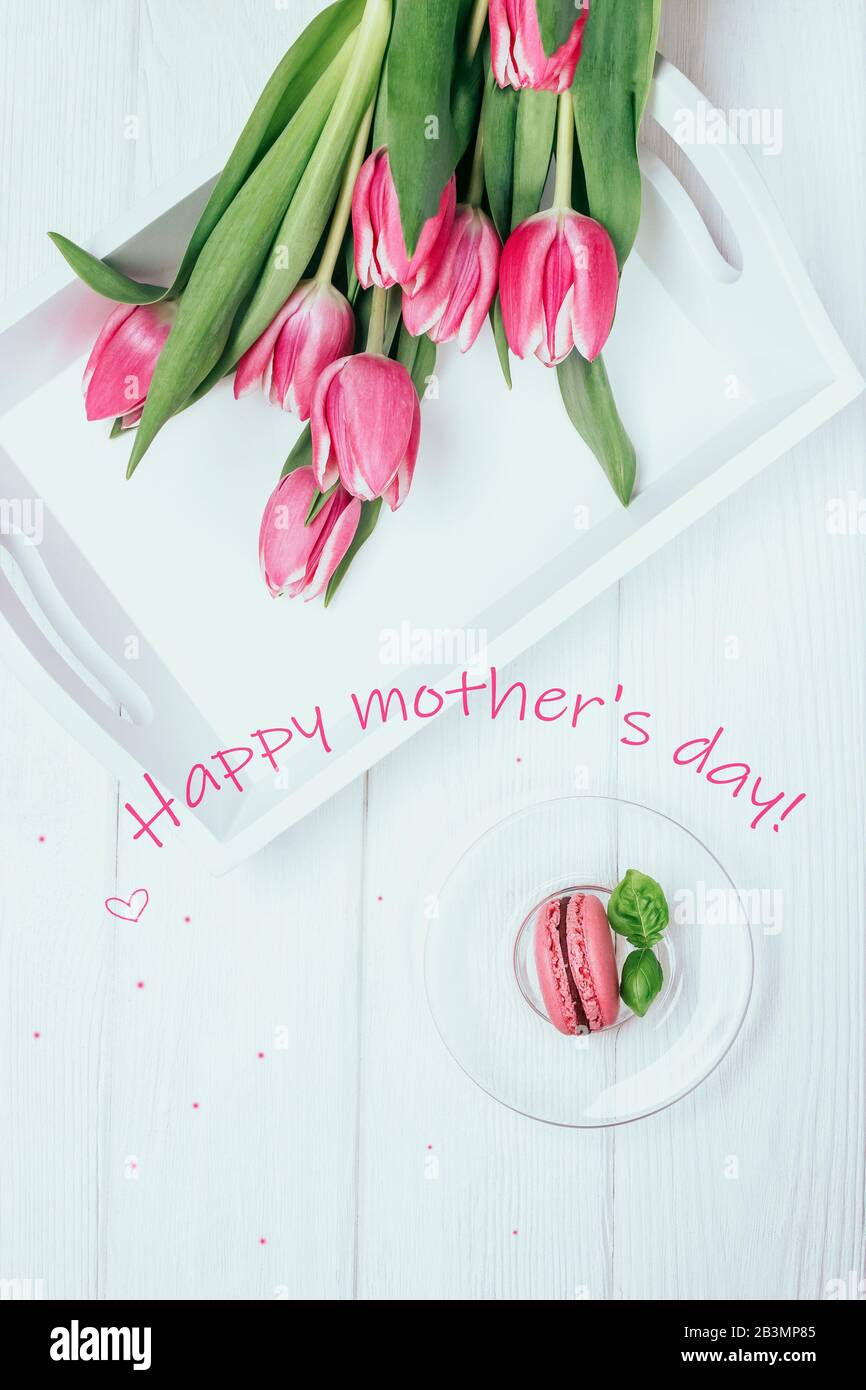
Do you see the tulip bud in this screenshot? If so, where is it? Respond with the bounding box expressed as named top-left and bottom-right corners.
top-left (258, 466), bottom-right (361, 601)
top-left (233, 281), bottom-right (355, 422)
top-left (500, 208), bottom-right (618, 366)
top-left (402, 205), bottom-right (502, 351)
top-left (490, 0), bottom-right (590, 93)
top-left (310, 353), bottom-right (421, 511)
top-left (352, 146), bottom-right (456, 294)
top-left (82, 301), bottom-right (176, 423)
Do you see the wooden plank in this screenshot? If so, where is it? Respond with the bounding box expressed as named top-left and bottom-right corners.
top-left (357, 584), bottom-right (622, 1298)
top-left (0, 0), bottom-right (138, 1303)
top-left (104, 781), bottom-right (364, 1299)
top-left (611, 0), bottom-right (866, 1299)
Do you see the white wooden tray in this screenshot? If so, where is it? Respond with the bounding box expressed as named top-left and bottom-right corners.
top-left (0, 57), bottom-right (861, 873)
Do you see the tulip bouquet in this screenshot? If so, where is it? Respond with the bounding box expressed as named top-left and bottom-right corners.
top-left (51, 0), bottom-right (661, 605)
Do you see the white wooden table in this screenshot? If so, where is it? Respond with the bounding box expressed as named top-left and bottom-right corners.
top-left (0, 0), bottom-right (863, 1300)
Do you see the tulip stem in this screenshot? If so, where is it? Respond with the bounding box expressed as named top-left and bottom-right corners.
top-left (466, 0), bottom-right (489, 61)
top-left (315, 99), bottom-right (376, 288)
top-left (366, 286), bottom-right (388, 355)
top-left (553, 91), bottom-right (575, 211)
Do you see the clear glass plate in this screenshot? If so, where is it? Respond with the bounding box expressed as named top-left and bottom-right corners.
top-left (424, 796), bottom-right (754, 1127)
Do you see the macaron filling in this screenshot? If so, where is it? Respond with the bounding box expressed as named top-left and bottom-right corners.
top-left (566, 896), bottom-right (606, 1032)
top-left (555, 898), bottom-right (589, 1032)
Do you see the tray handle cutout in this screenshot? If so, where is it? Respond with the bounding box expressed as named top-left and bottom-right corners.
top-left (0, 527), bottom-right (153, 725)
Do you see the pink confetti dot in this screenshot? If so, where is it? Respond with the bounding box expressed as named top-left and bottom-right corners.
top-left (259, 1237), bottom-right (267, 1246)
top-left (426, 1144), bottom-right (433, 1150)
top-left (512, 1229), bottom-right (518, 1235)
top-left (257, 1051), bottom-right (265, 1060)
top-left (136, 981), bottom-right (145, 990)
top-left (192, 1102), bottom-right (200, 1110)
top-left (38, 835), bottom-right (46, 844)
top-left (376, 895), bottom-right (383, 902)
top-left (33, 1031), bottom-right (41, 1039)
top-left (183, 915), bottom-right (191, 923)
top-left (516, 756), bottom-right (522, 764)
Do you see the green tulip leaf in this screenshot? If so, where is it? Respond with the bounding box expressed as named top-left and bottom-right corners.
top-left (125, 34), bottom-right (359, 477)
top-left (572, 0), bottom-right (661, 268)
top-left (608, 869), bottom-right (670, 949)
top-left (620, 948), bottom-right (664, 1017)
top-left (536, 0), bottom-right (582, 57)
top-left (394, 323), bottom-right (432, 394)
top-left (305, 482), bottom-right (339, 526)
top-left (410, 334), bottom-right (437, 400)
top-left (490, 294), bottom-right (512, 389)
top-left (481, 72), bottom-right (518, 243)
top-left (280, 426), bottom-right (314, 480)
top-left (46, 233), bottom-right (166, 305)
top-left (385, 0), bottom-right (471, 256)
top-left (219, 1), bottom-right (392, 377)
top-left (324, 498), bottom-right (383, 608)
top-left (557, 352), bottom-right (635, 506)
top-left (172, 0), bottom-right (366, 295)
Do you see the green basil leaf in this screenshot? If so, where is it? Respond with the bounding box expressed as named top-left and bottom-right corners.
top-left (490, 294), bottom-right (512, 389)
top-left (557, 352), bottom-right (635, 506)
top-left (608, 869), bottom-right (669, 948)
top-left (511, 87), bottom-right (557, 229)
top-left (619, 948), bottom-right (663, 1017)
top-left (536, 0), bottom-right (580, 56)
top-left (46, 233), bottom-right (166, 305)
top-left (126, 38), bottom-right (355, 477)
top-left (324, 498), bottom-right (383, 607)
top-left (385, 0), bottom-right (464, 256)
top-left (572, 0), bottom-right (661, 268)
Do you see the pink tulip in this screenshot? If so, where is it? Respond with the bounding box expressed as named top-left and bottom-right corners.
top-left (489, 0), bottom-right (590, 93)
top-left (82, 300), bottom-right (175, 422)
top-left (258, 466), bottom-right (361, 601)
top-left (402, 205), bottom-right (501, 351)
top-left (500, 208), bottom-right (618, 366)
top-left (234, 280), bottom-right (355, 421)
top-left (310, 353), bottom-right (421, 511)
top-left (352, 147), bottom-right (456, 294)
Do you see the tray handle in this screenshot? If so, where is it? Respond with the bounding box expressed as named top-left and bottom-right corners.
top-left (648, 56), bottom-right (793, 290)
top-left (0, 449), bottom-right (229, 837)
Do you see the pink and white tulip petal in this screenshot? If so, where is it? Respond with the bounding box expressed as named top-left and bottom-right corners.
top-left (310, 357), bottom-right (349, 493)
top-left (352, 146), bottom-right (456, 293)
top-left (310, 353), bottom-right (420, 506)
top-left (381, 393), bottom-right (421, 511)
top-left (234, 281), bottom-right (355, 422)
top-left (402, 206), bottom-right (501, 352)
top-left (302, 490), bottom-right (363, 600)
top-left (500, 208), bottom-right (618, 366)
top-left (489, 0), bottom-right (590, 94)
top-left (258, 466), bottom-right (360, 600)
top-left (82, 301), bottom-right (175, 421)
top-left (562, 211), bottom-right (619, 363)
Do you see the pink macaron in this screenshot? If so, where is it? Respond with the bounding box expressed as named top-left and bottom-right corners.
top-left (534, 893), bottom-right (620, 1035)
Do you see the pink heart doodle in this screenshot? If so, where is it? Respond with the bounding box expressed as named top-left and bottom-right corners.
top-left (105, 888), bottom-right (150, 923)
